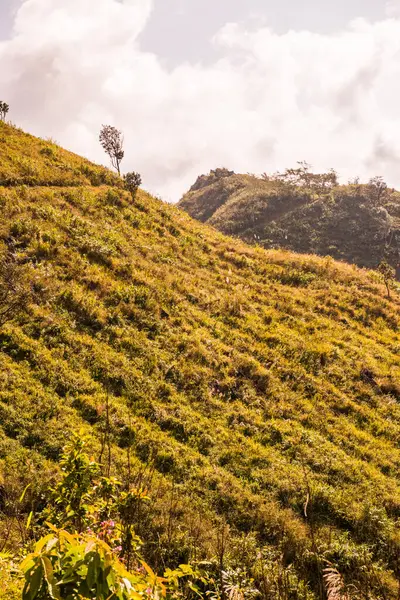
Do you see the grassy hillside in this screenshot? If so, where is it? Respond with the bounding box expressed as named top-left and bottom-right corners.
top-left (178, 169), bottom-right (400, 273)
top-left (1, 122), bottom-right (400, 599)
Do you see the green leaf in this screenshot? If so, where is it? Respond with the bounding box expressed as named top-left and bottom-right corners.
top-left (26, 510), bottom-right (34, 530)
top-left (24, 564), bottom-right (43, 600)
top-left (21, 556), bottom-right (35, 572)
top-left (86, 558), bottom-right (96, 590)
top-left (86, 552), bottom-right (100, 590)
top-left (19, 483), bottom-right (31, 503)
top-left (178, 564), bottom-right (194, 575)
top-left (41, 556), bottom-right (61, 600)
top-left (35, 534), bottom-right (55, 553)
top-left (189, 582), bottom-right (203, 597)
top-left (106, 569), bottom-right (116, 589)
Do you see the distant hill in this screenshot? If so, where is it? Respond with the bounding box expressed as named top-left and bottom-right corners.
top-left (1, 124), bottom-right (400, 599)
top-left (178, 167), bottom-right (400, 276)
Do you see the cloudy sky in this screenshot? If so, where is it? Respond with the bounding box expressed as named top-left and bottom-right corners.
top-left (1, 0), bottom-right (400, 200)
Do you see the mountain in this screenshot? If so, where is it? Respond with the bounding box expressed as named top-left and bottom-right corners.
top-left (1, 122), bottom-right (400, 599)
top-left (178, 168), bottom-right (400, 276)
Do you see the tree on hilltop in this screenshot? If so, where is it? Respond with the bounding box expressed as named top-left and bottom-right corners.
top-left (99, 124), bottom-right (124, 175)
top-left (0, 101), bottom-right (9, 122)
top-left (262, 161), bottom-right (338, 194)
top-left (368, 176), bottom-right (388, 206)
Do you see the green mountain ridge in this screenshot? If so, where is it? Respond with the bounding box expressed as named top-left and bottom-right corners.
top-left (178, 168), bottom-right (400, 276)
top-left (1, 123), bottom-right (400, 599)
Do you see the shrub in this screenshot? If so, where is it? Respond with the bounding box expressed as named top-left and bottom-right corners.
top-left (17, 433), bottom-right (205, 600)
top-left (124, 171), bottom-right (142, 199)
top-left (21, 528), bottom-right (155, 600)
top-left (39, 147), bottom-right (56, 159)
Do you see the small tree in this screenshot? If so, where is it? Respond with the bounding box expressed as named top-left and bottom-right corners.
top-left (99, 125), bottom-right (124, 175)
top-left (377, 260), bottom-right (395, 299)
top-left (124, 171), bottom-right (142, 199)
top-left (0, 101), bottom-right (9, 122)
top-left (368, 176), bottom-right (388, 206)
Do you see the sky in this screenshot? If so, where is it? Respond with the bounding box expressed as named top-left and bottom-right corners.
top-left (1, 0), bottom-right (400, 201)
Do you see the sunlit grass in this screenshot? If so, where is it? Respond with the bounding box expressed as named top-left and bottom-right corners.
top-left (1, 121), bottom-right (400, 597)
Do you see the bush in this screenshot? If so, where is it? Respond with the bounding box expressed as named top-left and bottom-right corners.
top-left (124, 172), bottom-right (142, 199)
top-left (39, 147), bottom-right (56, 159)
top-left (17, 433), bottom-right (206, 600)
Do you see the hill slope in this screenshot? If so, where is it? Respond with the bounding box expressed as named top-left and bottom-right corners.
top-left (178, 169), bottom-right (400, 274)
top-left (1, 123), bottom-right (400, 599)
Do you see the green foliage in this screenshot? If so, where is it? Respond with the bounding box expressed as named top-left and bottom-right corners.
top-left (20, 527), bottom-right (207, 600)
top-left (14, 436), bottom-right (208, 600)
top-left (124, 172), bottom-right (142, 199)
top-left (45, 433), bottom-right (101, 531)
top-left (42, 433), bottom-right (146, 568)
top-left (21, 528), bottom-right (163, 600)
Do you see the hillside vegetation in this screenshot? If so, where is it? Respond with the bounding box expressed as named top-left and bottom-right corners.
top-left (178, 168), bottom-right (400, 274)
top-left (1, 122), bottom-right (400, 599)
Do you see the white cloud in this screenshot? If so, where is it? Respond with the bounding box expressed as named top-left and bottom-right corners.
top-left (386, 1), bottom-right (400, 17)
top-left (1, 0), bottom-right (400, 200)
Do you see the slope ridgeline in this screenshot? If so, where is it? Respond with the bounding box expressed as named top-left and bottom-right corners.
top-left (178, 167), bottom-right (400, 275)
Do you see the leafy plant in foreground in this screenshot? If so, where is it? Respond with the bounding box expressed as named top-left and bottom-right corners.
top-left (21, 526), bottom-right (169, 600)
top-left (20, 434), bottom-right (206, 600)
top-left (44, 432), bottom-right (145, 569)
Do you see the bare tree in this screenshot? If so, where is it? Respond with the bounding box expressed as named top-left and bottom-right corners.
top-left (99, 125), bottom-right (124, 175)
top-left (0, 101), bottom-right (9, 122)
